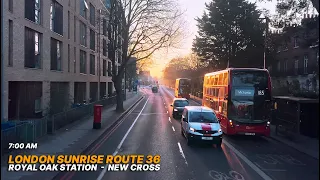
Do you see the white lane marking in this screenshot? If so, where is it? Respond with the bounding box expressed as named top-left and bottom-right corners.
top-left (254, 162), bottom-right (287, 172)
top-left (166, 111), bottom-right (168, 114)
top-left (223, 140), bottom-right (273, 180)
top-left (177, 142), bottom-right (188, 165)
top-left (168, 117), bottom-right (172, 123)
top-left (96, 98), bottom-right (150, 180)
top-left (172, 126), bottom-right (175, 132)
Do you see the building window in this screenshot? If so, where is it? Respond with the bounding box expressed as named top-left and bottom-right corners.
top-left (303, 55), bottom-right (308, 74)
top-left (9, 0), bottom-right (13, 12)
top-left (293, 37), bottom-right (299, 48)
top-left (68, 11), bottom-right (70, 39)
top-left (90, 29), bottom-right (95, 50)
top-left (74, 47), bottom-right (76, 73)
top-left (103, 19), bottom-right (107, 36)
top-left (25, 27), bottom-right (41, 68)
top-left (50, 0), bottom-right (63, 35)
top-left (25, 0), bottom-right (41, 24)
top-left (50, 38), bottom-right (62, 71)
top-left (103, 60), bottom-right (106, 76)
top-left (80, 50), bottom-right (87, 73)
top-left (90, 54), bottom-right (95, 75)
top-left (80, 21), bottom-right (87, 46)
top-left (294, 59), bottom-right (299, 74)
top-left (35, 98), bottom-right (42, 113)
top-left (103, 39), bottom-right (107, 56)
top-left (108, 61), bottom-right (112, 76)
top-left (68, 44), bottom-right (70, 72)
top-left (8, 20), bottom-right (13, 66)
top-left (80, 0), bottom-right (88, 19)
top-left (89, 3), bottom-right (95, 26)
top-left (283, 59), bottom-right (288, 72)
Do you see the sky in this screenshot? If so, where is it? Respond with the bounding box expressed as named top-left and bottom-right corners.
top-left (149, 0), bottom-right (278, 78)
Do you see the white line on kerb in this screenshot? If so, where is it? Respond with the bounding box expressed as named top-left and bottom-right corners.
top-left (96, 98), bottom-right (150, 180)
top-left (223, 140), bottom-right (273, 180)
top-left (172, 126), bottom-right (175, 131)
top-left (177, 142), bottom-right (188, 165)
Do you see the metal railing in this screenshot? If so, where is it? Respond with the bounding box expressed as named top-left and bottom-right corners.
top-left (1, 117), bottom-right (48, 154)
top-left (49, 96), bottom-right (116, 133)
top-left (1, 95), bottom-right (117, 155)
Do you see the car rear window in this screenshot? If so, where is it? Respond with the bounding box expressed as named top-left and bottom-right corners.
top-left (174, 100), bottom-right (189, 107)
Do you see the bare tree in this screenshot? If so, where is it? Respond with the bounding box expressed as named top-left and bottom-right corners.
top-left (107, 0), bottom-right (185, 112)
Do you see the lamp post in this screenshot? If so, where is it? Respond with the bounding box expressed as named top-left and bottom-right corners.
top-left (258, 15), bottom-right (270, 69)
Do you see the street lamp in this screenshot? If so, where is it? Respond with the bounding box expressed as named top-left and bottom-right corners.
top-left (258, 14), bottom-right (270, 69)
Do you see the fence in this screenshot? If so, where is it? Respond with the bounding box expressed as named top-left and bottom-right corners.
top-left (1, 117), bottom-right (48, 154)
top-left (1, 95), bottom-right (117, 155)
top-left (49, 96), bottom-right (116, 133)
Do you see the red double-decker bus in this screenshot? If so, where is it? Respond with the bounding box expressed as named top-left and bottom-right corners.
top-left (175, 78), bottom-right (191, 99)
top-left (202, 68), bottom-right (272, 136)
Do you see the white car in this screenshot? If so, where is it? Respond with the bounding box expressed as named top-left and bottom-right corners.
top-left (180, 106), bottom-right (222, 146)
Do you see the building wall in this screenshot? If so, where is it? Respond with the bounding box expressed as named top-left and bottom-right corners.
top-left (270, 16), bottom-right (319, 97)
top-left (2, 0), bottom-right (118, 121)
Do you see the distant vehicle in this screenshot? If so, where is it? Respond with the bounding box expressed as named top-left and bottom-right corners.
top-left (170, 98), bottom-right (189, 119)
top-left (202, 68), bottom-right (272, 137)
top-left (175, 78), bottom-right (191, 99)
top-left (152, 86), bottom-right (158, 93)
top-left (180, 106), bottom-right (222, 146)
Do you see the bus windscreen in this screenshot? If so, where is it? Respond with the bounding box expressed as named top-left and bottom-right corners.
top-left (229, 70), bottom-right (271, 123)
top-left (231, 71), bottom-right (268, 87)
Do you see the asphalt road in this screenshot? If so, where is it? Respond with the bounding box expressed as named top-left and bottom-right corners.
top-left (52, 85), bottom-right (318, 180)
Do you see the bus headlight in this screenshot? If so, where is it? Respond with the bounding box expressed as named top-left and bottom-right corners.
top-left (189, 127), bottom-right (196, 132)
top-left (267, 121), bottom-right (270, 126)
top-left (229, 120), bottom-right (234, 127)
top-left (174, 109), bottom-right (178, 111)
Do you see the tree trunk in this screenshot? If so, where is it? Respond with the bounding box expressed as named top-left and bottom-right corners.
top-left (114, 76), bottom-right (124, 112)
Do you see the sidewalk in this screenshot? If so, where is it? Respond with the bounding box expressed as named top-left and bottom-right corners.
top-left (268, 125), bottom-right (319, 160)
top-left (1, 90), bottom-right (143, 180)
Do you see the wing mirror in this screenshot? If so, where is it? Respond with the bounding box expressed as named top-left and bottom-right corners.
top-left (182, 117), bottom-right (187, 122)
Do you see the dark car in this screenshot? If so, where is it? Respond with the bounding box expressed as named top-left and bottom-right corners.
top-left (170, 98), bottom-right (189, 119)
top-left (152, 86), bottom-right (158, 93)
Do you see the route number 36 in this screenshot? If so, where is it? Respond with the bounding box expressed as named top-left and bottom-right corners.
top-left (146, 155), bottom-right (161, 164)
top-left (258, 90), bottom-right (264, 96)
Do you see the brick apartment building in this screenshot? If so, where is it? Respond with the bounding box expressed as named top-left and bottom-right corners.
top-left (3, 0), bottom-right (124, 121)
top-left (269, 15), bottom-right (319, 96)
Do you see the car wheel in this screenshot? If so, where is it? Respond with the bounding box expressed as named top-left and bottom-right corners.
top-left (187, 135), bottom-right (193, 146)
top-left (181, 127), bottom-right (184, 136)
top-left (216, 140), bottom-right (222, 147)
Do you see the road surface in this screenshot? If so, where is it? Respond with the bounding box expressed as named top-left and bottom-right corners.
top-left (52, 85), bottom-right (319, 180)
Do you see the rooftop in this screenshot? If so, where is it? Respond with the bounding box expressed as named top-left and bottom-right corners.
top-left (185, 106), bottom-right (213, 112)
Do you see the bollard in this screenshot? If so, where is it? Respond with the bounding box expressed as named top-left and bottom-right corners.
top-left (93, 105), bottom-right (103, 129)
